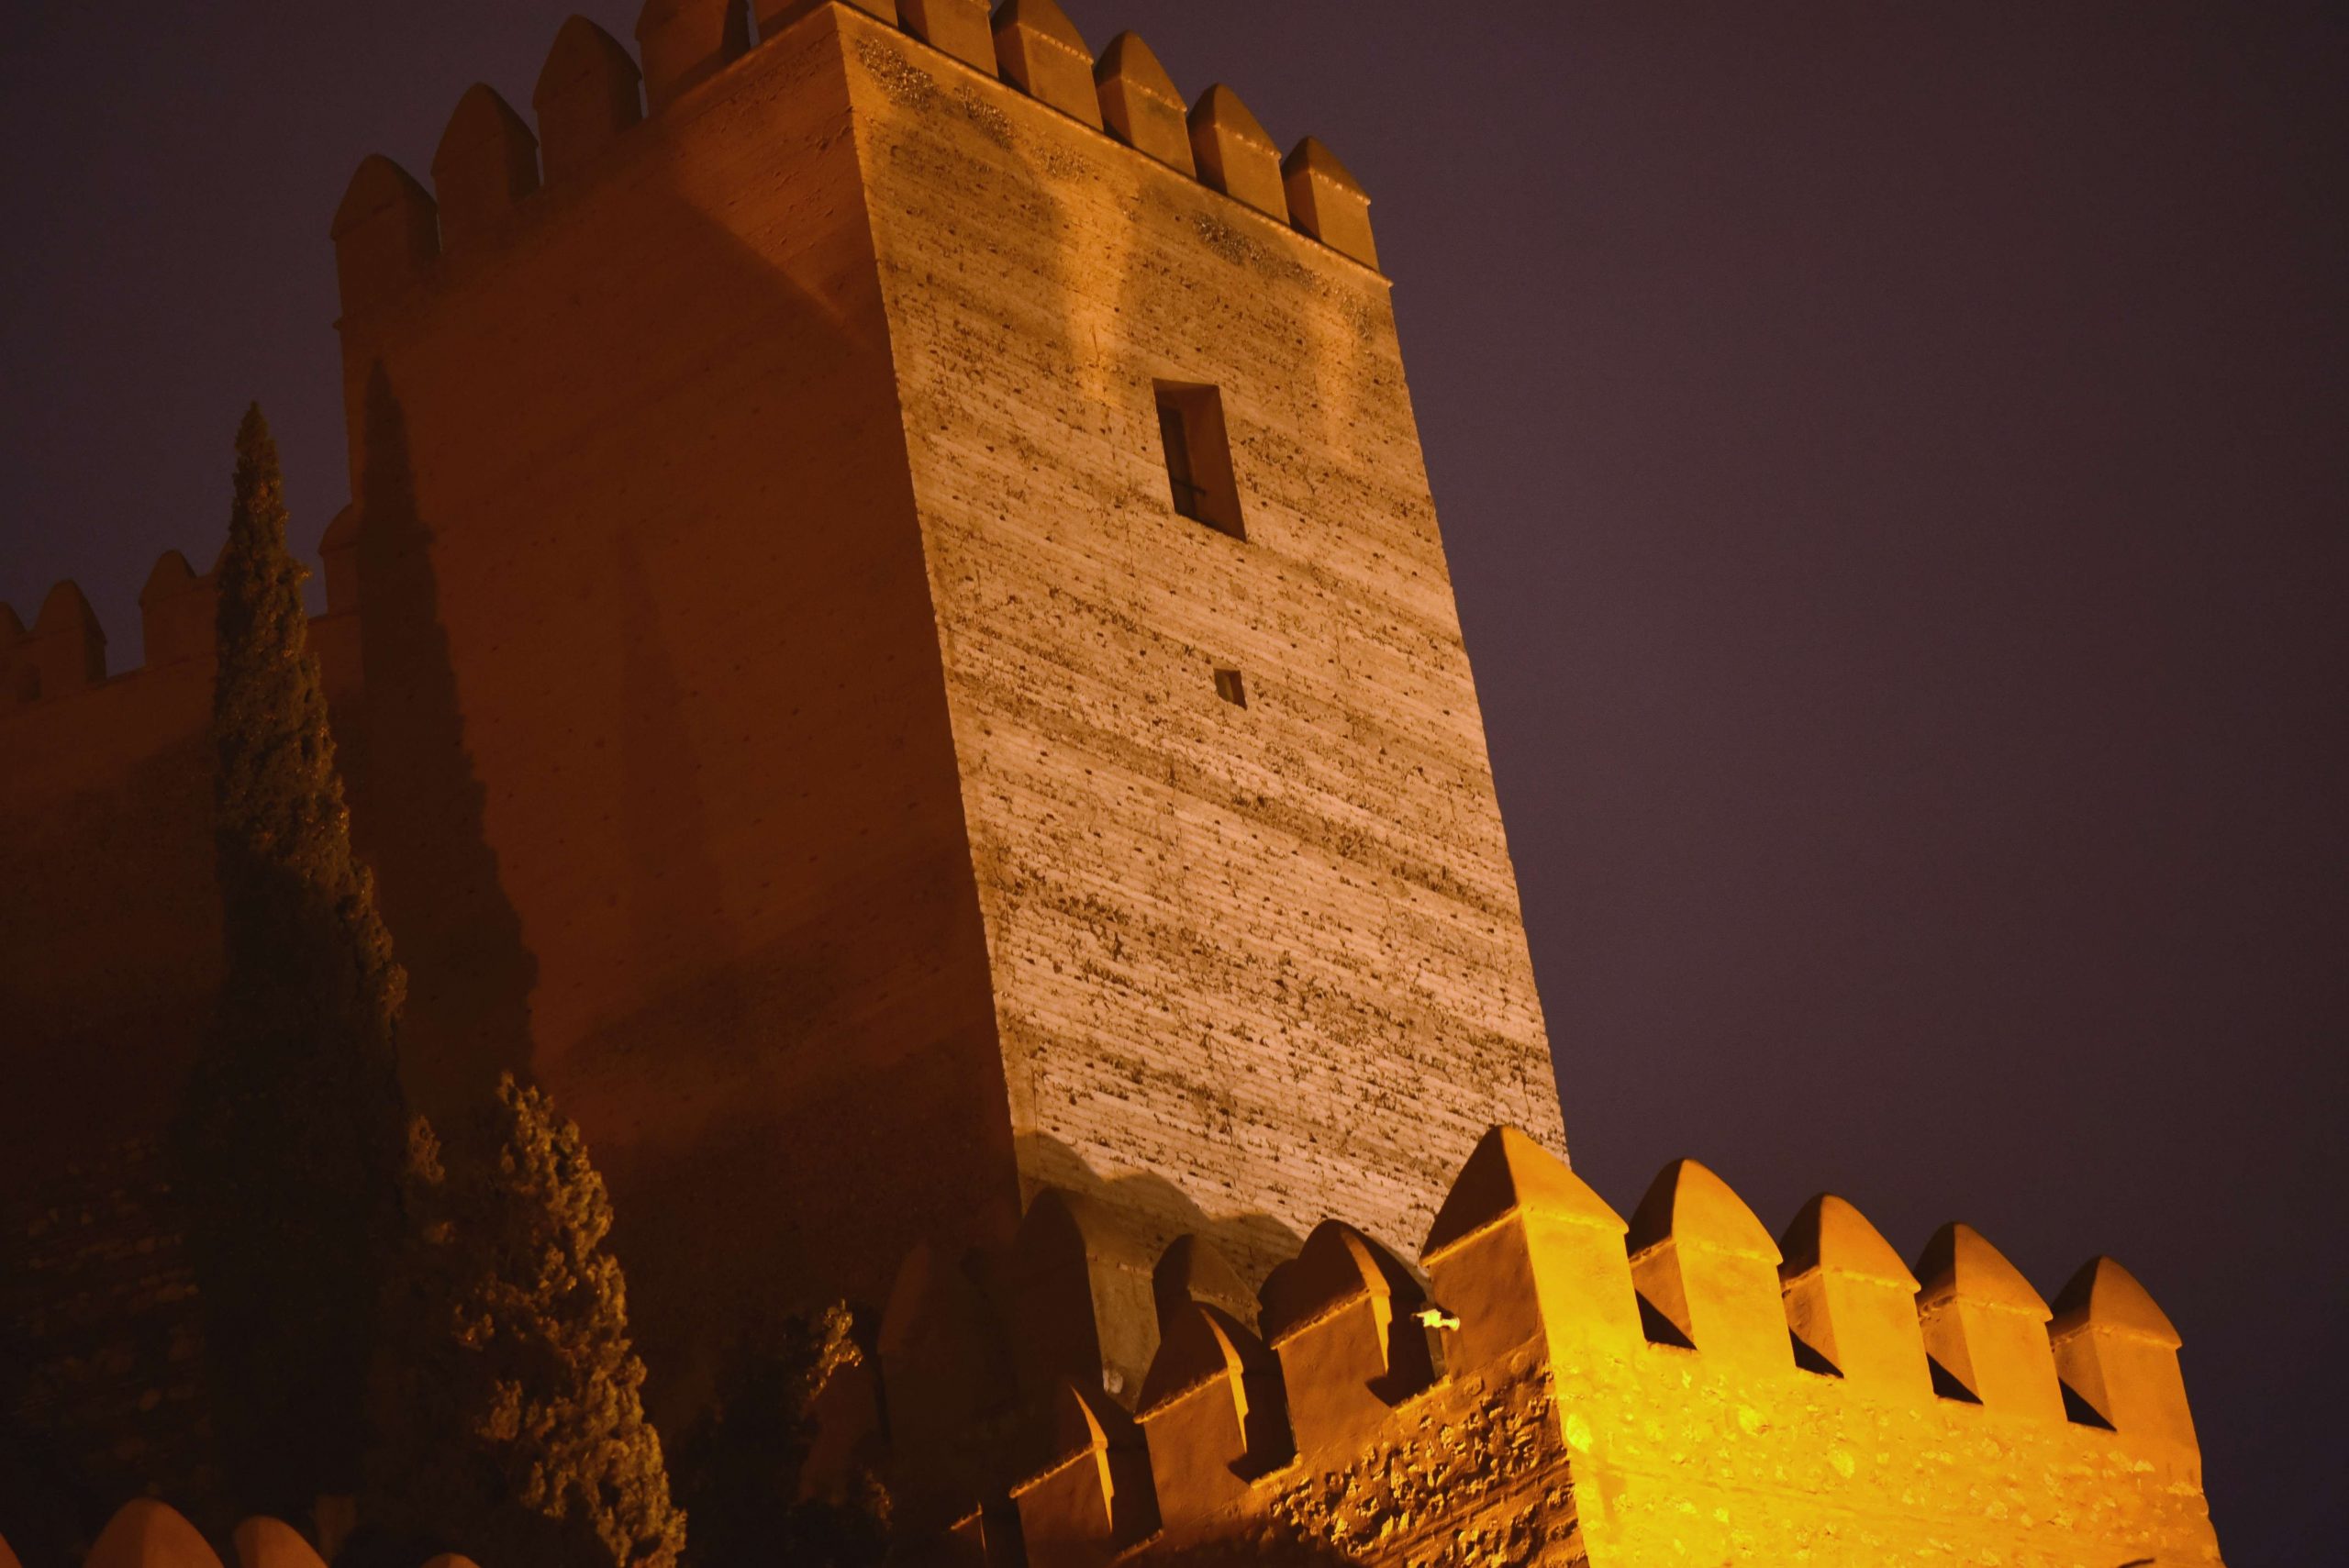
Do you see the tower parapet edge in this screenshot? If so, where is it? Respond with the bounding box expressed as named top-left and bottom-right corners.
top-left (0, 537), bottom-right (359, 729)
top-left (298, 0), bottom-right (1516, 1388)
top-left (868, 1129), bottom-right (2222, 1566)
top-left (329, 0), bottom-right (1382, 332)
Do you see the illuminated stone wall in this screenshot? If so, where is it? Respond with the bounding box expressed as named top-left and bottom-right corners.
top-left (909, 1129), bottom-right (2223, 1566)
top-left (0, 10), bottom-right (2228, 1562)
top-left (2, 0), bottom-right (1562, 1396)
top-left (842, 5), bottom-right (1562, 1275)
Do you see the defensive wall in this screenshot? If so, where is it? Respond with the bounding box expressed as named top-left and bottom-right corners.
top-left (2, 549), bottom-right (361, 1518)
top-left (833, 1127), bottom-right (2221, 1564)
top-left (1, 6), bottom-right (2229, 1561)
top-left (1, 1128), bottom-right (2223, 1565)
top-left (6, 0), bottom-right (1559, 1467)
top-left (0, 548), bottom-right (362, 1183)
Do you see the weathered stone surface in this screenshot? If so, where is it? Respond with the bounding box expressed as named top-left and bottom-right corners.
top-left (985, 1136), bottom-right (2225, 1567)
top-left (0, 13), bottom-right (2231, 1565)
top-left (1, 3), bottom-right (1559, 1430)
top-left (848, 13), bottom-right (1564, 1282)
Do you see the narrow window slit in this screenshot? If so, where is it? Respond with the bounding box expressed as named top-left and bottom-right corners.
top-left (1214, 667), bottom-right (1248, 708)
top-left (1155, 383), bottom-right (1245, 539)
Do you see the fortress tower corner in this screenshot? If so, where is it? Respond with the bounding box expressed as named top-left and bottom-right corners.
top-left (0, 12), bottom-right (2232, 1564)
top-left (322, 0), bottom-right (1562, 1380)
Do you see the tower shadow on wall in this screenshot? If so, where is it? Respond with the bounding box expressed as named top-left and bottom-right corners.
top-left (353, 366), bottom-right (537, 1118)
top-left (1013, 1130), bottom-right (1304, 1290)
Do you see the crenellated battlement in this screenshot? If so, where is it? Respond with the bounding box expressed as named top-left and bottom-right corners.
top-left (6, 1134), bottom-right (2224, 1568)
top-left (842, 1127), bottom-right (2221, 1564)
top-left (328, 0), bottom-right (1379, 328)
top-left (8, 12), bottom-right (2220, 1560)
top-left (0, 525), bottom-right (357, 729)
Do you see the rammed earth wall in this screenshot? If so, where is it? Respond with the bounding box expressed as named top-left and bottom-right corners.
top-left (841, 9), bottom-right (1562, 1273)
top-left (303, 0), bottom-right (1569, 1392)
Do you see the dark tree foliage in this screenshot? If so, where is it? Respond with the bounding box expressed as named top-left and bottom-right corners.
top-left (367, 1075), bottom-right (685, 1568)
top-left (173, 405), bottom-right (409, 1516)
top-left (675, 1306), bottom-right (892, 1568)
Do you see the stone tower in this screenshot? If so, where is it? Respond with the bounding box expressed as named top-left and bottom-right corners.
top-left (66, 0), bottom-right (1518, 1385)
top-left (0, 13), bottom-right (2234, 1562)
top-left (328, 0), bottom-right (1564, 1368)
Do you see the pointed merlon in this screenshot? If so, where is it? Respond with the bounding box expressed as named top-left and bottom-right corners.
top-left (432, 85), bottom-right (541, 259)
top-left (1140, 1299), bottom-right (1279, 1414)
top-left (1284, 136), bottom-right (1377, 269)
top-left (139, 549), bottom-right (219, 667)
top-left (1096, 33), bottom-right (1193, 175)
top-left (1914, 1222), bottom-right (2065, 1420)
top-left (229, 1519), bottom-right (327, 1568)
top-left (139, 549), bottom-right (195, 605)
top-left (1625, 1157), bottom-right (1781, 1261)
top-left (1261, 1220), bottom-right (1437, 1454)
top-left (1260, 1218), bottom-right (1426, 1343)
top-left (1010, 1380), bottom-right (1161, 1560)
top-left (902, 0), bottom-right (996, 73)
top-left (1626, 1158), bottom-right (1790, 1372)
top-left (2052, 1254), bottom-right (2180, 1345)
top-left (1915, 1221), bottom-right (2051, 1316)
top-left (84, 1502), bottom-right (224, 1568)
top-left (330, 155), bottom-right (439, 320)
top-left (2050, 1256), bottom-right (2199, 1451)
top-left (1152, 1232), bottom-right (1256, 1334)
top-left (1, 602), bottom-right (24, 643)
top-left (1188, 85), bottom-right (1286, 219)
top-left (1136, 1300), bottom-right (1292, 1526)
top-left (875, 1241), bottom-right (1018, 1485)
top-left (1011, 1187), bottom-right (1159, 1408)
top-left (1419, 1126), bottom-right (1643, 1366)
top-left (1779, 1192), bottom-right (1915, 1286)
top-left (1422, 1124), bottom-right (1624, 1257)
top-left (993, 0), bottom-right (1101, 129)
top-left (636, 0), bottom-right (751, 114)
top-left (535, 17), bottom-right (643, 186)
top-left (1778, 1194), bottom-right (1931, 1398)
top-left (31, 580), bottom-right (106, 695)
top-left (760, 0), bottom-right (896, 37)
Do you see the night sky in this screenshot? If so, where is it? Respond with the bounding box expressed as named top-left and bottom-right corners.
top-left (3, 3), bottom-right (2343, 1559)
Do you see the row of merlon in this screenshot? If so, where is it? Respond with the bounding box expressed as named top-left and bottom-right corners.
top-left (332, 0), bottom-right (1378, 320)
top-left (892, 1126), bottom-right (2200, 1559)
top-left (6, 1505), bottom-right (426, 1568)
top-left (0, 523), bottom-right (360, 712)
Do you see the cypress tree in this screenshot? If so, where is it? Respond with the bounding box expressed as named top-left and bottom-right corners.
top-left (369, 1075), bottom-right (685, 1568)
top-left (176, 405), bottom-right (409, 1515)
top-left (675, 1306), bottom-right (892, 1567)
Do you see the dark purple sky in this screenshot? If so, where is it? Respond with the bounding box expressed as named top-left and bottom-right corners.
top-left (4, 3), bottom-right (2342, 1558)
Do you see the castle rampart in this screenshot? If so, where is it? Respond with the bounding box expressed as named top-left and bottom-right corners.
top-left (0, 550), bottom-right (363, 1175)
top-left (195, 0), bottom-right (1562, 1404)
top-left (877, 1128), bottom-right (2221, 1564)
top-left (0, 6), bottom-right (2236, 1562)
top-left (7, 1128), bottom-right (2218, 1564)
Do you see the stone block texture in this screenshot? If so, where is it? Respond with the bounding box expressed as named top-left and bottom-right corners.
top-left (841, 14), bottom-right (1562, 1273)
top-left (3, 1), bottom-right (1563, 1427)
